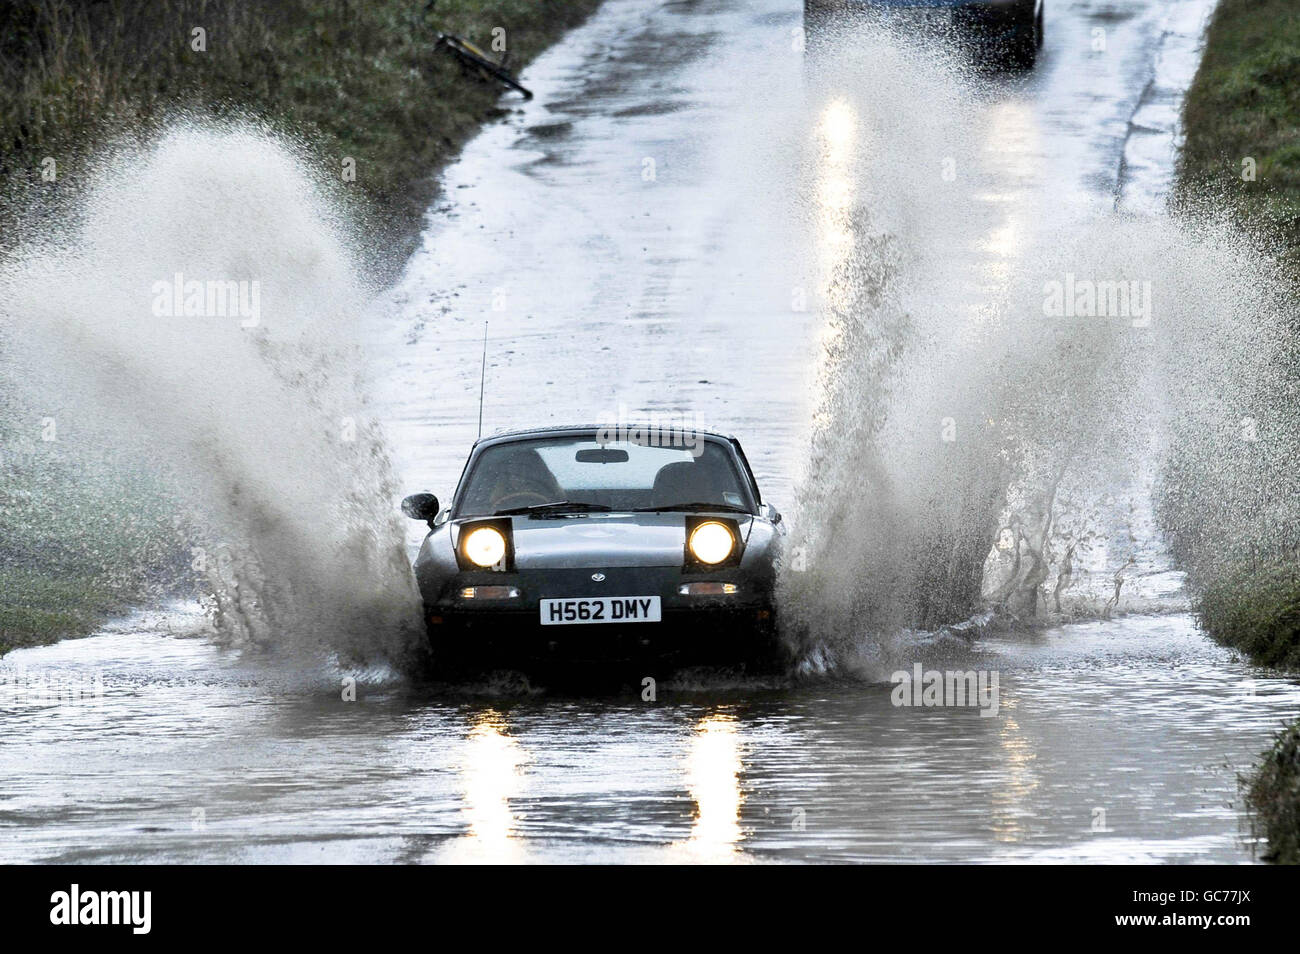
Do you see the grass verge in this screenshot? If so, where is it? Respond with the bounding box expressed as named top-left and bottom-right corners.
top-left (1179, 0), bottom-right (1300, 265)
top-left (1248, 721), bottom-right (1300, 864)
top-left (1178, 0), bottom-right (1300, 863)
top-left (1, 0), bottom-right (603, 268)
top-left (0, 440), bottom-right (186, 656)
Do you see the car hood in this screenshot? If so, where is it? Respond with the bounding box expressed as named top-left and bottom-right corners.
top-left (504, 512), bottom-right (753, 569)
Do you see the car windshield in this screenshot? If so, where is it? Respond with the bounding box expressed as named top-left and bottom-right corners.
top-left (455, 436), bottom-right (754, 517)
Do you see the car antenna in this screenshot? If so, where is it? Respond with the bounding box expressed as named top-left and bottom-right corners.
top-left (476, 320), bottom-right (488, 439)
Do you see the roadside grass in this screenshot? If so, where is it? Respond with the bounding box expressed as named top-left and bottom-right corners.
top-left (1179, 0), bottom-right (1300, 266)
top-left (1177, 0), bottom-right (1300, 864)
top-left (0, 438), bottom-right (184, 657)
top-left (0, 570), bottom-right (131, 658)
top-left (0, 0), bottom-right (603, 271)
top-left (1248, 721), bottom-right (1300, 865)
top-left (0, 0), bottom-right (600, 654)
top-left (1197, 565), bottom-right (1300, 670)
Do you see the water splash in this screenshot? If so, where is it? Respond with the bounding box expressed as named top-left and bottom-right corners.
top-left (780, 21), bottom-right (1298, 676)
top-left (0, 122), bottom-right (422, 666)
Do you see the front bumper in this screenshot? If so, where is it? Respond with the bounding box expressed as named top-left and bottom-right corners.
top-left (424, 566), bottom-right (780, 674)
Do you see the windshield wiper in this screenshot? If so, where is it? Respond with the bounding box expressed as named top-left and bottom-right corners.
top-left (630, 502), bottom-right (751, 514)
top-left (495, 500), bottom-right (613, 516)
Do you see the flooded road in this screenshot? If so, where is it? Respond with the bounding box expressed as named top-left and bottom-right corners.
top-left (5, 0), bottom-right (1299, 863)
top-left (375, 0), bottom-right (1219, 506)
top-left (3, 611), bottom-right (1298, 862)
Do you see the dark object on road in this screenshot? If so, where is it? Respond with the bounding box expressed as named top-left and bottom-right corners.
top-left (402, 425), bottom-right (787, 680)
top-left (434, 32), bottom-right (534, 99)
top-left (805, 0), bottom-right (1044, 69)
top-left (424, 0), bottom-right (533, 98)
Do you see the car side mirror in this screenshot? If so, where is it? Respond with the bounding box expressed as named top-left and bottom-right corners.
top-left (765, 503), bottom-right (782, 525)
top-left (401, 493), bottom-right (440, 524)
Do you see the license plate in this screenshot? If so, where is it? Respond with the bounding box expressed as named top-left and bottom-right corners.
top-left (539, 596), bottom-right (662, 626)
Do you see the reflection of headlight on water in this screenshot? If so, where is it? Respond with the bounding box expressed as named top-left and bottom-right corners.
top-left (819, 98), bottom-right (856, 157)
top-left (685, 715), bottom-right (744, 854)
top-left (814, 97), bottom-right (861, 357)
top-left (979, 100), bottom-right (1039, 202)
top-left (816, 98), bottom-right (857, 236)
top-left (461, 715), bottom-right (526, 848)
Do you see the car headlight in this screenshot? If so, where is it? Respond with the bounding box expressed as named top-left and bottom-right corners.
top-left (462, 526), bottom-right (507, 567)
top-left (688, 521), bottom-right (734, 565)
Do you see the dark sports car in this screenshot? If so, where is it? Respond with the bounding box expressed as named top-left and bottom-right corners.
top-left (401, 425), bottom-right (786, 679)
top-left (805, 0), bottom-right (1044, 68)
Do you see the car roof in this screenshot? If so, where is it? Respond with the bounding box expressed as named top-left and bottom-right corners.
top-left (474, 423), bottom-right (740, 448)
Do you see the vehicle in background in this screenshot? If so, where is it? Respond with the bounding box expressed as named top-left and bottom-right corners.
top-left (805, 0), bottom-right (1045, 68)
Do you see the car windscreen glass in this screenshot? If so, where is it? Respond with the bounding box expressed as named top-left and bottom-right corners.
top-left (455, 437), bottom-right (754, 516)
